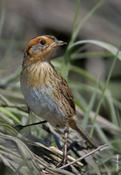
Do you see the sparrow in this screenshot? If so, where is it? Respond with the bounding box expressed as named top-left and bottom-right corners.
top-left (20, 35), bottom-right (96, 164)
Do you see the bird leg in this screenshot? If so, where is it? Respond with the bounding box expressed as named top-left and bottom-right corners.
top-left (62, 125), bottom-right (69, 165)
top-left (57, 121), bottom-right (69, 167)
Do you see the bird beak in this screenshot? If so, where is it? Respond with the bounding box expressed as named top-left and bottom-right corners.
top-left (49, 40), bottom-right (67, 49)
top-left (55, 40), bottom-right (67, 46)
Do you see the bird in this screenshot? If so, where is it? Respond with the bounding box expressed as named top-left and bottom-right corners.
top-left (20, 35), bottom-right (96, 165)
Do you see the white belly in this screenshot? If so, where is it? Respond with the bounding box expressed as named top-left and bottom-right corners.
top-left (21, 82), bottom-right (65, 128)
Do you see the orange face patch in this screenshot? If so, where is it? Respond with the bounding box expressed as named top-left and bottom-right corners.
top-left (23, 35), bottom-right (65, 66)
top-left (26, 36), bottom-right (55, 54)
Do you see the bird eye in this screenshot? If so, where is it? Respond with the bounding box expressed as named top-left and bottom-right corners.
top-left (40, 39), bottom-right (46, 46)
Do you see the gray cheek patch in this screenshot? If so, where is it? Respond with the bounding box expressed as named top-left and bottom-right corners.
top-left (31, 45), bottom-right (43, 54)
top-left (31, 44), bottom-right (49, 54)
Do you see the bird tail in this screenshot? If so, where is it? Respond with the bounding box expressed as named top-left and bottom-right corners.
top-left (69, 117), bottom-right (97, 148)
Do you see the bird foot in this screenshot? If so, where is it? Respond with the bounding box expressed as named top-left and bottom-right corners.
top-left (56, 158), bottom-right (67, 168)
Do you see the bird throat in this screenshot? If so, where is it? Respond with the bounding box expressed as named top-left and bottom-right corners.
top-left (22, 61), bottom-right (54, 88)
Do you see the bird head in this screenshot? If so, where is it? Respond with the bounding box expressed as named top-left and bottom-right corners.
top-left (24, 35), bottom-right (66, 65)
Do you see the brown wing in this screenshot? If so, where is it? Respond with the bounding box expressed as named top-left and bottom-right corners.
top-left (59, 76), bottom-right (76, 113)
top-left (47, 63), bottom-right (76, 116)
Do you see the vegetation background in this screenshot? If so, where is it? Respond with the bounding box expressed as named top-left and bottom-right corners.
top-left (0, 0), bottom-right (121, 174)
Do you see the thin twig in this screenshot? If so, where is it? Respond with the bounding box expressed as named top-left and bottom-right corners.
top-left (59, 144), bottom-right (109, 169)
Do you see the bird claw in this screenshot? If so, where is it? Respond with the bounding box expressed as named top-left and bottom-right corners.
top-left (56, 158), bottom-right (67, 168)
